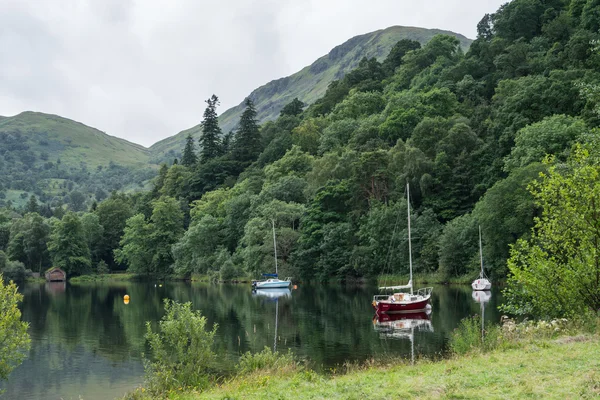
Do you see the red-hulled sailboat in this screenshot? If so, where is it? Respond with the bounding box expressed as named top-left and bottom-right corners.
top-left (372, 183), bottom-right (432, 314)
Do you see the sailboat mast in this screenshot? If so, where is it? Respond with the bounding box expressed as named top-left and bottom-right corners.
top-left (272, 219), bottom-right (278, 276)
top-left (479, 225), bottom-right (484, 278)
top-left (407, 183), bottom-right (413, 295)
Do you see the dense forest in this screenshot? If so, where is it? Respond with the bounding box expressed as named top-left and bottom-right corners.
top-left (1, 0), bottom-right (599, 284)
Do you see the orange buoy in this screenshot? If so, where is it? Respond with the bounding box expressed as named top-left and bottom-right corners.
top-left (124, 294), bottom-right (130, 304)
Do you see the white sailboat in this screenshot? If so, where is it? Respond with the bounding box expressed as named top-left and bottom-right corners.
top-left (471, 225), bottom-right (491, 291)
top-left (252, 220), bottom-right (292, 290)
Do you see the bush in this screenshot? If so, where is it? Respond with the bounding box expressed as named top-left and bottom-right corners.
top-left (236, 346), bottom-right (296, 374)
top-left (143, 300), bottom-right (218, 395)
top-left (0, 275), bottom-right (31, 381)
top-left (96, 260), bottom-right (110, 275)
top-left (1, 261), bottom-right (26, 283)
top-left (449, 315), bottom-right (501, 355)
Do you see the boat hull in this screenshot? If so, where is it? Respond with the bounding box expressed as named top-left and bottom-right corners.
top-left (471, 279), bottom-right (491, 291)
top-left (373, 296), bottom-right (431, 314)
top-left (253, 280), bottom-right (291, 289)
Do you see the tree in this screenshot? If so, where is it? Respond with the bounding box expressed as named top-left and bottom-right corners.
top-left (95, 194), bottom-right (132, 268)
top-left (199, 95), bottom-right (222, 163)
top-left (26, 195), bottom-right (39, 214)
top-left (503, 143), bottom-right (600, 317)
top-left (181, 134), bottom-right (198, 166)
top-left (232, 98), bottom-right (262, 163)
top-left (0, 276), bottom-right (30, 381)
top-left (280, 98), bottom-right (305, 117)
top-left (81, 213), bottom-right (104, 264)
top-left (7, 213), bottom-right (50, 273)
top-left (116, 197), bottom-right (183, 276)
top-left (382, 39), bottom-right (421, 75)
top-left (48, 212), bottom-right (91, 276)
top-left (504, 115), bottom-right (588, 172)
top-left (115, 214), bottom-right (153, 274)
top-left (69, 191), bottom-right (86, 212)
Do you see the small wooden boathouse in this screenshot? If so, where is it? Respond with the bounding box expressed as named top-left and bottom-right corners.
top-left (45, 267), bottom-right (67, 282)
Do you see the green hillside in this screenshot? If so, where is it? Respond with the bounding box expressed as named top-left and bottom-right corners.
top-left (150, 26), bottom-right (472, 158)
top-left (0, 111), bottom-right (149, 169)
top-left (0, 112), bottom-right (153, 209)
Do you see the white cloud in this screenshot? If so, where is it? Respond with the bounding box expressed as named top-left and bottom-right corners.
top-left (0, 0), bottom-right (506, 147)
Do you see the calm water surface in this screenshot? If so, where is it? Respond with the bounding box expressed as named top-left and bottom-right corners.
top-left (1, 282), bottom-right (503, 400)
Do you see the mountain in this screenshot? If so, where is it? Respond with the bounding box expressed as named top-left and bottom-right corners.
top-left (0, 112), bottom-right (152, 208)
top-left (149, 26), bottom-right (473, 158)
top-left (0, 111), bottom-right (149, 169)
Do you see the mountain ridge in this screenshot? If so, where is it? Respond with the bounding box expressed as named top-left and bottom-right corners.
top-left (149, 25), bottom-right (472, 158)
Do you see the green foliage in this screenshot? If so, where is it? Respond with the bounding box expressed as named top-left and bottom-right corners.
top-left (199, 95), bottom-right (223, 163)
top-left (503, 144), bottom-right (600, 317)
top-left (236, 347), bottom-right (296, 374)
top-left (117, 197), bottom-right (183, 277)
top-left (232, 98), bottom-right (262, 163)
top-left (473, 164), bottom-right (544, 276)
top-left (7, 213), bottom-right (50, 273)
top-left (181, 134), bottom-right (198, 166)
top-left (96, 260), bottom-right (110, 275)
top-left (504, 115), bottom-right (588, 171)
top-left (449, 315), bottom-right (501, 355)
top-left (48, 212), bottom-right (91, 276)
top-left (280, 98), bottom-right (305, 117)
top-left (438, 213), bottom-right (478, 279)
top-left (0, 275), bottom-right (30, 381)
top-left (1, 260), bottom-right (26, 282)
top-left (144, 300), bottom-right (218, 394)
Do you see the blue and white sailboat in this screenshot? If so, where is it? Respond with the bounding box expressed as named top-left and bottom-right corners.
top-left (252, 220), bottom-right (292, 290)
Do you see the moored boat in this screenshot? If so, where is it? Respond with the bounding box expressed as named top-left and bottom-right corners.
top-left (372, 183), bottom-right (432, 314)
top-left (471, 225), bottom-right (491, 291)
top-left (252, 220), bottom-right (292, 290)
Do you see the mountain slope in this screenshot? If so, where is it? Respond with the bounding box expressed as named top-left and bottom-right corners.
top-left (150, 26), bottom-right (472, 158)
top-left (0, 111), bottom-right (149, 169)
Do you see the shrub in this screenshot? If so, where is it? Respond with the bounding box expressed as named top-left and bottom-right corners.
top-left (143, 300), bottom-right (218, 395)
top-left (236, 346), bottom-right (296, 375)
top-left (1, 261), bottom-right (26, 283)
top-left (449, 315), bottom-right (501, 355)
top-left (0, 275), bottom-right (31, 381)
top-left (96, 260), bottom-right (110, 275)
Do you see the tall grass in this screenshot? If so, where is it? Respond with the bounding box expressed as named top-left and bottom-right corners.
top-left (450, 315), bottom-right (501, 355)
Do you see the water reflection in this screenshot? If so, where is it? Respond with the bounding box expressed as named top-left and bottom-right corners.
top-left (2, 283), bottom-right (504, 400)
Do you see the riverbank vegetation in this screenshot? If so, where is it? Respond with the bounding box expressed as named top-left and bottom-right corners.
top-left (0, 275), bottom-right (30, 384)
top-left (123, 299), bottom-right (599, 399)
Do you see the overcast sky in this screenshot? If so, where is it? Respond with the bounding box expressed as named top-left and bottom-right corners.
top-left (0, 0), bottom-right (507, 147)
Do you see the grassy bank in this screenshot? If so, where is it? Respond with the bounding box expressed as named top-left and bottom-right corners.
top-left (69, 273), bottom-right (139, 283)
top-left (171, 336), bottom-right (600, 399)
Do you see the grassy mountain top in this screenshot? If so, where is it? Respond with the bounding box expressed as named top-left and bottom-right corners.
top-left (0, 111), bottom-right (149, 169)
top-left (149, 26), bottom-right (472, 158)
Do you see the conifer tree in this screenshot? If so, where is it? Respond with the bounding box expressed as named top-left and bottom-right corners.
top-left (199, 95), bottom-right (222, 163)
top-left (181, 134), bottom-right (197, 166)
top-left (26, 195), bottom-right (39, 214)
top-left (232, 98), bottom-right (261, 162)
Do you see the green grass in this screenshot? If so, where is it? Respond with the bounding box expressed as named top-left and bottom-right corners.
top-left (149, 26), bottom-right (472, 157)
top-left (171, 336), bottom-right (600, 400)
top-left (69, 273), bottom-right (138, 283)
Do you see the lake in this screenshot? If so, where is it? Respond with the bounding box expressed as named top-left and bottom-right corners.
top-left (1, 282), bottom-right (503, 400)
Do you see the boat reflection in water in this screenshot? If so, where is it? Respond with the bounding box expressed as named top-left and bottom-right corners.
top-left (252, 288), bottom-right (292, 300)
top-left (373, 312), bottom-right (434, 364)
top-left (472, 290), bottom-right (492, 342)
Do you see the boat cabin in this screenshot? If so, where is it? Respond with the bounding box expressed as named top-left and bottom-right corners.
top-left (45, 267), bottom-right (67, 282)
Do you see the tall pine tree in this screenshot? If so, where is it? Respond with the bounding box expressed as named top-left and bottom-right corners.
top-left (232, 98), bottom-right (261, 163)
top-left (199, 95), bottom-right (222, 163)
top-left (181, 134), bottom-right (197, 166)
